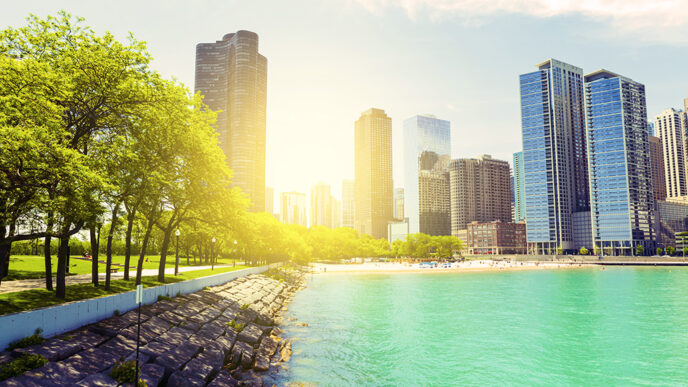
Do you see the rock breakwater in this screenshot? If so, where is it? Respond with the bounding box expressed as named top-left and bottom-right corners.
top-left (0, 268), bottom-right (306, 386)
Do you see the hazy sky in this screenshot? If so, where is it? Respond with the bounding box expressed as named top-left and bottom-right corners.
top-left (3, 0), bottom-right (688, 211)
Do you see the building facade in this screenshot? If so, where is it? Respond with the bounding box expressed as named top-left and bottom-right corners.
top-left (403, 115), bottom-right (451, 234)
top-left (584, 70), bottom-right (655, 255)
top-left (418, 170), bottom-right (450, 236)
top-left (342, 179), bottom-right (355, 229)
top-left (449, 155), bottom-right (512, 237)
top-left (310, 182), bottom-right (333, 228)
top-left (520, 59), bottom-right (588, 254)
top-left (466, 221), bottom-right (527, 255)
top-left (513, 151), bottom-right (526, 223)
top-left (195, 31), bottom-right (267, 212)
top-left (656, 108), bottom-right (688, 198)
top-left (656, 199), bottom-right (688, 248)
top-left (394, 188), bottom-right (405, 220)
top-left (354, 108), bottom-right (393, 239)
top-left (265, 186), bottom-right (274, 214)
top-left (280, 192), bottom-right (307, 227)
top-left (649, 136), bottom-right (667, 201)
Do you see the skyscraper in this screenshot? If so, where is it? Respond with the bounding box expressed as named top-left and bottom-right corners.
top-left (265, 186), bottom-right (274, 214)
top-left (656, 108), bottom-right (688, 198)
top-left (649, 136), bottom-right (667, 201)
top-left (310, 182), bottom-right (333, 228)
top-left (195, 31), bottom-right (267, 212)
top-left (280, 192), bottom-right (307, 227)
top-left (331, 197), bottom-right (342, 229)
top-left (354, 108), bottom-right (393, 239)
top-left (393, 188), bottom-right (405, 220)
top-left (519, 59), bottom-right (587, 254)
top-left (403, 115), bottom-right (451, 234)
top-left (513, 152), bottom-right (526, 223)
top-left (419, 169), bottom-right (450, 235)
top-left (449, 155), bottom-right (512, 236)
top-left (584, 70), bottom-right (655, 254)
top-left (342, 179), bottom-right (355, 229)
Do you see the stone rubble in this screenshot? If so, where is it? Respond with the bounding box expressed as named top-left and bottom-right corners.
top-left (0, 269), bottom-right (305, 386)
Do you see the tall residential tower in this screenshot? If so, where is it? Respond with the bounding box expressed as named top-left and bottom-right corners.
top-left (584, 70), bottom-right (655, 254)
top-left (195, 31), bottom-right (267, 212)
top-left (519, 59), bottom-right (587, 253)
top-left (403, 115), bottom-right (451, 234)
top-left (354, 108), bottom-right (393, 239)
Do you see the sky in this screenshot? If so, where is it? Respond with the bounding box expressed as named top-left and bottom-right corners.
top-left (3, 0), bottom-right (688, 213)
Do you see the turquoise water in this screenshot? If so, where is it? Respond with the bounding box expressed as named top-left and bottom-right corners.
top-left (279, 268), bottom-right (688, 386)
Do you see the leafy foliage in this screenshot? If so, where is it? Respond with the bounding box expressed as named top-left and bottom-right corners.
top-left (110, 360), bottom-right (146, 386)
top-left (0, 354), bottom-right (47, 380)
top-left (7, 329), bottom-right (44, 350)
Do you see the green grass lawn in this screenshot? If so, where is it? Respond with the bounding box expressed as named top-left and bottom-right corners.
top-left (6, 255), bottom-right (243, 281)
top-left (0, 265), bottom-right (250, 316)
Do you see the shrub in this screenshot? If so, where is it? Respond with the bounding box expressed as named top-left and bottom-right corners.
top-left (0, 354), bottom-right (47, 381)
top-left (110, 360), bottom-right (146, 386)
top-left (113, 310), bottom-right (120, 317)
top-left (226, 319), bottom-right (245, 333)
top-left (240, 303), bottom-right (249, 310)
top-left (7, 329), bottom-right (44, 351)
top-left (157, 295), bottom-right (173, 302)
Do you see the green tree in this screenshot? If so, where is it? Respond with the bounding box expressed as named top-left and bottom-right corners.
top-left (667, 246), bottom-right (675, 256)
top-left (636, 245), bottom-right (644, 256)
top-left (579, 246), bottom-right (588, 255)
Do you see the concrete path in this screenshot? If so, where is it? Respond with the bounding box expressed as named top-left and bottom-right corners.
top-left (0, 264), bottom-right (234, 294)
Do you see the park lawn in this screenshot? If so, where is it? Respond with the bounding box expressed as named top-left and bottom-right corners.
top-left (0, 265), bottom-right (250, 316)
top-left (6, 255), bottom-right (242, 281)
top-left (6, 256), bottom-right (92, 280)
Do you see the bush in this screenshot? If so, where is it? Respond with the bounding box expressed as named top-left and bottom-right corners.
top-left (240, 303), bottom-right (249, 310)
top-left (0, 354), bottom-right (48, 380)
top-left (157, 295), bottom-right (173, 302)
top-left (7, 329), bottom-right (44, 351)
top-left (110, 360), bottom-right (146, 386)
top-left (226, 319), bottom-right (245, 333)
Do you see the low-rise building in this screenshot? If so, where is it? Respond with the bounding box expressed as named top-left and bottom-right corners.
top-left (466, 221), bottom-right (526, 255)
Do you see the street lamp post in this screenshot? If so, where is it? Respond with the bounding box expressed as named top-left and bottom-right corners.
top-left (174, 229), bottom-right (180, 276)
top-left (233, 240), bottom-right (237, 268)
top-left (211, 237), bottom-right (216, 270)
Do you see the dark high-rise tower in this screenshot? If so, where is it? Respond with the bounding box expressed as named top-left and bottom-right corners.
top-left (195, 31), bottom-right (267, 212)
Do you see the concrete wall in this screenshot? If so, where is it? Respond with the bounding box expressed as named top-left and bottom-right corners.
top-left (0, 264), bottom-right (279, 351)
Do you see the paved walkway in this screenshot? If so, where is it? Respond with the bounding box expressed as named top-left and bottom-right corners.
top-left (0, 265), bottom-right (233, 294)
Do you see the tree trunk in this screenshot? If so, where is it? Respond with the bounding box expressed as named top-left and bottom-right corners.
top-left (0, 223), bottom-right (16, 284)
top-left (105, 203), bottom-right (120, 290)
top-left (44, 235), bottom-right (53, 291)
top-left (44, 214), bottom-right (54, 291)
top-left (56, 233), bottom-right (70, 299)
top-left (157, 229), bottom-right (172, 283)
top-left (123, 209), bottom-right (135, 281)
top-left (90, 225), bottom-right (99, 286)
top-left (136, 216), bottom-right (155, 285)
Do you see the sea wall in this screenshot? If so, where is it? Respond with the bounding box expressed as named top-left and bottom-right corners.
top-left (0, 267), bottom-right (306, 385)
top-left (0, 264), bottom-right (279, 352)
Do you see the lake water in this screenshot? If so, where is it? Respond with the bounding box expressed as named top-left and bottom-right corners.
top-left (277, 267), bottom-right (688, 386)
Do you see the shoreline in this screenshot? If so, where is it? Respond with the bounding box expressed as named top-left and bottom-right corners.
top-left (311, 261), bottom-right (597, 275)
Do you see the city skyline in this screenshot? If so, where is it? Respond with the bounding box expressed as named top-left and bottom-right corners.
top-left (3, 1), bottom-right (688, 202)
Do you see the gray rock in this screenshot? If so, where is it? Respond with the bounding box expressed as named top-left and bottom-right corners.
top-left (157, 310), bottom-right (185, 326)
top-left (154, 342), bottom-right (201, 374)
top-left (140, 363), bottom-right (165, 387)
top-left (207, 369), bottom-right (239, 386)
top-left (64, 348), bottom-right (119, 374)
top-left (181, 357), bottom-right (217, 382)
top-left (139, 340), bottom-right (176, 360)
top-left (73, 373), bottom-right (119, 386)
top-left (237, 324), bottom-right (263, 346)
top-left (166, 370), bottom-right (205, 387)
top-left (142, 316), bottom-right (172, 336)
top-left (99, 335), bottom-right (136, 359)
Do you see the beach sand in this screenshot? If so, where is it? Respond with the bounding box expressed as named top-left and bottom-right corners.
top-left (312, 260), bottom-right (595, 274)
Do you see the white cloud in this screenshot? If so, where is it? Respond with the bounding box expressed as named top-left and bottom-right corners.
top-left (351, 0), bottom-right (688, 43)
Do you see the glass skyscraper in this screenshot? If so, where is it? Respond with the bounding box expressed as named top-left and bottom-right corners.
top-left (513, 152), bottom-right (526, 223)
top-left (519, 59), bottom-right (587, 254)
top-left (403, 115), bottom-right (451, 234)
top-left (584, 70), bottom-right (655, 254)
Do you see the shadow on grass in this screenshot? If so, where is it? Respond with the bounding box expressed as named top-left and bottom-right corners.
top-left (0, 276), bottom-right (184, 316)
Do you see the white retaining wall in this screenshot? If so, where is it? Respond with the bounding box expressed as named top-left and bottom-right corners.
top-left (0, 264), bottom-right (279, 351)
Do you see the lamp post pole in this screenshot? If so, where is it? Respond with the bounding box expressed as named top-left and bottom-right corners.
top-left (211, 237), bottom-right (216, 270)
top-left (174, 229), bottom-right (180, 276)
top-left (233, 240), bottom-right (237, 267)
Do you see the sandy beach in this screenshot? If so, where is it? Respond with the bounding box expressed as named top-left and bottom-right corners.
top-left (312, 260), bottom-right (595, 274)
